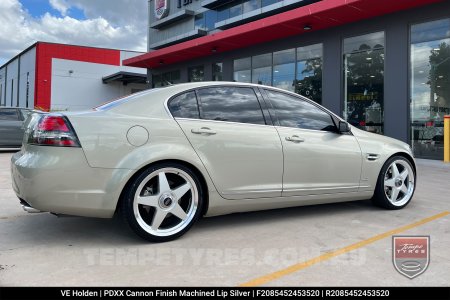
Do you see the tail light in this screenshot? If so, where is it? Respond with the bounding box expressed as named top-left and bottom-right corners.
top-left (28, 115), bottom-right (81, 147)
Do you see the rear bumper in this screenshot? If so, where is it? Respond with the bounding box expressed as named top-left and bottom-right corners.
top-left (11, 145), bottom-right (131, 218)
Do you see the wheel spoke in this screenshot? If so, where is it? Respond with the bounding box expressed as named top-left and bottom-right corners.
top-left (171, 204), bottom-right (188, 220)
top-left (390, 188), bottom-right (400, 202)
top-left (401, 184), bottom-right (408, 194)
top-left (151, 209), bottom-right (168, 231)
top-left (384, 178), bottom-right (395, 187)
top-left (137, 195), bottom-right (159, 207)
top-left (391, 163), bottom-right (400, 178)
top-left (399, 170), bottom-right (409, 181)
top-left (173, 183), bottom-right (191, 200)
top-left (158, 172), bottom-right (171, 193)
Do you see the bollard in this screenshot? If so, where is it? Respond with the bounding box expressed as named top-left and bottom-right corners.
top-left (445, 115), bottom-right (450, 163)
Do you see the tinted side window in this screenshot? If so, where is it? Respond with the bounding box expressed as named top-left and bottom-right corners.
top-left (0, 109), bottom-right (19, 121)
top-left (197, 87), bottom-right (265, 125)
top-left (168, 91), bottom-right (200, 119)
top-left (266, 90), bottom-right (336, 131)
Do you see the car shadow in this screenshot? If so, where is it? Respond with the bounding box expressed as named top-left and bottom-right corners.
top-left (2, 199), bottom-right (381, 247)
top-left (0, 148), bottom-right (20, 153)
top-left (195, 199), bottom-right (379, 232)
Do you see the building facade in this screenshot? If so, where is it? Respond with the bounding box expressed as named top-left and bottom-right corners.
top-left (0, 42), bottom-right (146, 111)
top-left (125, 0), bottom-right (450, 160)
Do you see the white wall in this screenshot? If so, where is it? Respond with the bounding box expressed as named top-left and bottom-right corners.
top-left (51, 58), bottom-right (146, 111)
top-left (4, 58), bottom-right (18, 107)
top-left (0, 46), bottom-right (36, 109)
top-left (0, 67), bottom-right (5, 106)
top-left (18, 47), bottom-right (36, 108)
top-left (120, 50), bottom-right (146, 70)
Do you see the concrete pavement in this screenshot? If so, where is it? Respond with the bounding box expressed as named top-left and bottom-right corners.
top-left (0, 151), bottom-right (449, 286)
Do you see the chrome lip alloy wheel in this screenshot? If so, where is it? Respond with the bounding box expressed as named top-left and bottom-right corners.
top-left (383, 160), bottom-right (415, 206)
top-left (133, 168), bottom-right (198, 237)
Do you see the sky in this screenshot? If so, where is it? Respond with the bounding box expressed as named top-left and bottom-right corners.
top-left (0, 0), bottom-right (148, 66)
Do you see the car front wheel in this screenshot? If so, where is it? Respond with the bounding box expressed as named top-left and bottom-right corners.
top-left (372, 156), bottom-right (416, 210)
top-left (122, 163), bottom-right (204, 242)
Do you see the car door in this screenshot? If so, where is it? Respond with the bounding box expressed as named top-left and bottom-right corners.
top-left (0, 108), bottom-right (24, 147)
top-left (263, 89), bottom-right (363, 197)
top-left (170, 86), bottom-right (283, 200)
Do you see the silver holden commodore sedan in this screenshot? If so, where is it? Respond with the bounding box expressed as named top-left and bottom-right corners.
top-left (11, 82), bottom-right (416, 242)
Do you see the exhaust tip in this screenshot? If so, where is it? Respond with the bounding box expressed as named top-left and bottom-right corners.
top-left (22, 204), bottom-right (42, 213)
top-left (19, 199), bottom-right (43, 213)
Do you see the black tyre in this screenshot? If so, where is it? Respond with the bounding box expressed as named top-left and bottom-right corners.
top-left (122, 162), bottom-right (204, 242)
top-left (372, 156), bottom-right (416, 210)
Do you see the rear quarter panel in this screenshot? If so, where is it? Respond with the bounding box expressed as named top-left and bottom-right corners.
top-left (67, 111), bottom-right (217, 194)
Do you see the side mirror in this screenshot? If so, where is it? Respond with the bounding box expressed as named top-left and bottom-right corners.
top-left (338, 121), bottom-right (351, 133)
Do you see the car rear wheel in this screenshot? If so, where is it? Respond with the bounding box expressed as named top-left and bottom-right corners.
top-left (372, 156), bottom-right (415, 210)
top-left (122, 163), bottom-right (204, 242)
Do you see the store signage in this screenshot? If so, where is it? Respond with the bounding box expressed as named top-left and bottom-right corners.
top-left (348, 92), bottom-right (379, 101)
top-left (177, 0), bottom-right (194, 8)
top-left (155, 0), bottom-right (170, 19)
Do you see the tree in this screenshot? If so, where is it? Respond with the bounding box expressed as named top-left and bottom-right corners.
top-left (428, 42), bottom-right (450, 119)
top-left (294, 57), bottom-right (322, 103)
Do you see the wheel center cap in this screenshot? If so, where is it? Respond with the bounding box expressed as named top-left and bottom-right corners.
top-left (159, 193), bottom-right (174, 209)
top-left (163, 198), bottom-right (172, 206)
top-left (395, 178), bottom-right (402, 187)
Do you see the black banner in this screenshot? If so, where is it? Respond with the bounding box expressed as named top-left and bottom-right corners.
top-left (0, 287), bottom-right (449, 300)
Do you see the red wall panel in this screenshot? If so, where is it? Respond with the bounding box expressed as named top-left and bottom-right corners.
top-left (34, 43), bottom-right (121, 111)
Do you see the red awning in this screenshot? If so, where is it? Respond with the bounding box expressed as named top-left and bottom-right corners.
top-left (124, 0), bottom-right (443, 69)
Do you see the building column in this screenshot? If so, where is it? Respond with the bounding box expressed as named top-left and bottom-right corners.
top-left (147, 69), bottom-right (152, 89)
top-left (322, 35), bottom-right (342, 116)
top-left (384, 22), bottom-right (409, 143)
top-left (180, 68), bottom-right (188, 83)
top-left (204, 62), bottom-right (212, 81)
top-left (222, 57), bottom-right (234, 81)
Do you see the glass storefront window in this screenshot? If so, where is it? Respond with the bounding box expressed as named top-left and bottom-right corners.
top-left (234, 70), bottom-right (251, 82)
top-left (296, 43), bottom-right (323, 103)
top-left (344, 32), bottom-right (385, 134)
top-left (411, 18), bottom-right (450, 160)
top-left (152, 70), bottom-right (181, 88)
top-left (262, 0), bottom-right (281, 7)
top-left (232, 43), bottom-right (323, 96)
top-left (188, 65), bottom-right (204, 82)
top-left (194, 11), bottom-right (218, 31)
top-left (229, 3), bottom-right (242, 18)
top-left (243, 0), bottom-right (260, 13)
top-left (213, 63), bottom-right (223, 81)
top-left (233, 57), bottom-right (251, 83)
top-left (194, 13), bottom-right (205, 29)
top-left (217, 7), bottom-right (229, 22)
top-left (205, 10), bottom-right (217, 31)
top-left (273, 49), bottom-right (295, 92)
top-left (252, 53), bottom-right (272, 85)
top-left (165, 70), bottom-right (181, 85)
top-left (152, 75), bottom-right (162, 88)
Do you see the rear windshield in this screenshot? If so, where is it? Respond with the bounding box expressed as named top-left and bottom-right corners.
top-left (94, 89), bottom-right (160, 111)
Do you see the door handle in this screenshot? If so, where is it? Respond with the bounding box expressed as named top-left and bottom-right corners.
top-left (285, 135), bottom-right (305, 143)
top-left (191, 127), bottom-right (217, 135)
